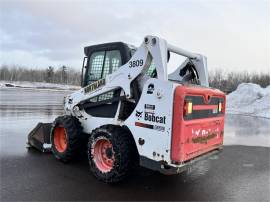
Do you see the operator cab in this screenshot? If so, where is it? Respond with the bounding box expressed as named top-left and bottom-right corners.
top-left (81, 42), bottom-right (143, 119)
top-left (82, 42), bottom-right (156, 87)
top-left (83, 42), bottom-right (134, 87)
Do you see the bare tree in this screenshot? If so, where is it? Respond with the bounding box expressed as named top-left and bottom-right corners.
top-left (61, 65), bottom-right (68, 84)
top-left (46, 66), bottom-right (54, 83)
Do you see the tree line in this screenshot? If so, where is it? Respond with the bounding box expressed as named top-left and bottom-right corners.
top-left (208, 69), bottom-right (270, 93)
top-left (0, 65), bottom-right (269, 92)
top-left (0, 65), bottom-right (81, 85)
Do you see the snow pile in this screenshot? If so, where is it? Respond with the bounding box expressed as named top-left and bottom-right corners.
top-left (226, 83), bottom-right (270, 119)
top-left (0, 80), bottom-right (80, 91)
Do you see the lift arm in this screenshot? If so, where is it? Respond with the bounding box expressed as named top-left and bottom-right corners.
top-left (105, 35), bottom-right (209, 97)
top-left (79, 35), bottom-right (209, 103)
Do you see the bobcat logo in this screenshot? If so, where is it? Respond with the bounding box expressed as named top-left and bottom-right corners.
top-left (135, 110), bottom-right (143, 118)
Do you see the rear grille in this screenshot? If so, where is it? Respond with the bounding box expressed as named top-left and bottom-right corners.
top-left (184, 95), bottom-right (224, 120)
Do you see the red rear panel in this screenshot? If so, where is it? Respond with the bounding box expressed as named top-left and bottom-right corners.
top-left (171, 85), bottom-right (226, 163)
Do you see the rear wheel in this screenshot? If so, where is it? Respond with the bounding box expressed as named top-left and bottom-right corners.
top-left (51, 115), bottom-right (83, 162)
top-left (92, 137), bottom-right (115, 173)
top-left (88, 125), bottom-right (138, 183)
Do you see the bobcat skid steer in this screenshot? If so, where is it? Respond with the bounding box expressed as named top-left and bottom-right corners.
top-left (28, 35), bottom-right (226, 183)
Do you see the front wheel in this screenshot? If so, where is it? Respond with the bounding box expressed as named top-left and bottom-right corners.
top-left (88, 125), bottom-right (138, 183)
top-left (51, 115), bottom-right (83, 162)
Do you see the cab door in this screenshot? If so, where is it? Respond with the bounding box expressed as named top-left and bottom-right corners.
top-left (84, 50), bottom-right (121, 86)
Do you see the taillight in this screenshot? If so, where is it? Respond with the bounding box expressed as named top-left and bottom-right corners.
top-left (218, 102), bottom-right (223, 113)
top-left (184, 101), bottom-right (193, 116)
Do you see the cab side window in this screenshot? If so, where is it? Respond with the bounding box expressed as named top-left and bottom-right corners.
top-left (87, 51), bottom-right (105, 82)
top-left (85, 50), bottom-right (122, 85)
top-left (103, 50), bottom-right (122, 77)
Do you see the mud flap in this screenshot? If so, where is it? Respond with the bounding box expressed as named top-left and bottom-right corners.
top-left (27, 122), bottom-right (52, 152)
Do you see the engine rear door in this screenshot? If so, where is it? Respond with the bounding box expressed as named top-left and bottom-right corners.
top-left (171, 85), bottom-right (226, 163)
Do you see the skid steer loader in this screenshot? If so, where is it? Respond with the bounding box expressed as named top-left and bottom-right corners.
top-left (28, 35), bottom-right (226, 183)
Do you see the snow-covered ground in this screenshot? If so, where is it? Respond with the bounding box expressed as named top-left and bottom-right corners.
top-left (226, 83), bottom-right (270, 119)
top-left (0, 80), bottom-right (80, 91)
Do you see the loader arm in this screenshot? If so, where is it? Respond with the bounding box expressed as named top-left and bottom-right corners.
top-left (168, 54), bottom-right (208, 87)
top-left (77, 35), bottom-right (209, 105)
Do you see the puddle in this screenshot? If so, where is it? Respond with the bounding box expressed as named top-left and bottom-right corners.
top-left (224, 114), bottom-right (270, 147)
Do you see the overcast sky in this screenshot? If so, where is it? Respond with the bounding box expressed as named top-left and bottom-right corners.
top-left (0, 0), bottom-right (269, 73)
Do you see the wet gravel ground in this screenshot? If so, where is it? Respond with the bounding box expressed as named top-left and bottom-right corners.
top-left (1, 88), bottom-right (270, 201)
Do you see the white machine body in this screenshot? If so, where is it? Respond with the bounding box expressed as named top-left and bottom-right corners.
top-left (63, 36), bottom-right (217, 170)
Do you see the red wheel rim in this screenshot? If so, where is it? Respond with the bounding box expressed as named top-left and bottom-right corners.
top-left (92, 138), bottom-right (115, 173)
top-left (54, 126), bottom-right (67, 153)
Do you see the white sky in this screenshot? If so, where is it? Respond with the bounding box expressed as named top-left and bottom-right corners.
top-left (0, 0), bottom-right (269, 73)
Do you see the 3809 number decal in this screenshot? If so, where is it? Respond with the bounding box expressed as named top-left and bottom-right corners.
top-left (129, 59), bottom-right (143, 68)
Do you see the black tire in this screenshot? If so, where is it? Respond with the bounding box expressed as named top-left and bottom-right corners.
top-left (88, 125), bottom-right (138, 183)
top-left (51, 115), bottom-right (83, 162)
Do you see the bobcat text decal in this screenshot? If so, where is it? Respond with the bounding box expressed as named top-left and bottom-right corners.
top-left (84, 78), bottom-right (105, 94)
top-left (134, 104), bottom-right (166, 132)
top-left (191, 128), bottom-right (219, 144)
top-left (144, 113), bottom-right (166, 124)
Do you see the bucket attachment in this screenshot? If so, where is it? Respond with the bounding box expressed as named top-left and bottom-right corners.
top-left (27, 122), bottom-right (52, 152)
